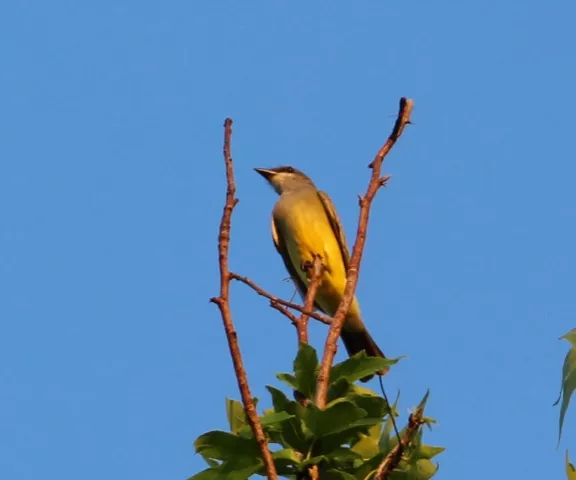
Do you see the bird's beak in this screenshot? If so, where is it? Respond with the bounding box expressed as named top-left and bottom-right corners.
top-left (254, 168), bottom-right (276, 180)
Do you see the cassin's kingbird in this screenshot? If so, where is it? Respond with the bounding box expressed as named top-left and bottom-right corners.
top-left (255, 166), bottom-right (387, 381)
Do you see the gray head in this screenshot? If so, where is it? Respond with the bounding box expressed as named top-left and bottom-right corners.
top-left (254, 166), bottom-right (316, 194)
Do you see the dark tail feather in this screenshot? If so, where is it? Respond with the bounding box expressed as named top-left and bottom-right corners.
top-left (340, 330), bottom-right (388, 383)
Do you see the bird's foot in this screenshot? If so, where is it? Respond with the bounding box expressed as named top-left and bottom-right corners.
top-left (301, 254), bottom-right (324, 280)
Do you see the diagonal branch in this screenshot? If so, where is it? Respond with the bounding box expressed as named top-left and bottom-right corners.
top-left (269, 300), bottom-right (300, 324)
top-left (231, 273), bottom-right (332, 326)
top-left (315, 98), bottom-right (414, 409)
top-left (375, 410), bottom-right (425, 479)
top-left (210, 118), bottom-right (278, 480)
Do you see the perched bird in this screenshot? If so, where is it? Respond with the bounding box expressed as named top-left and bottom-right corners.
top-left (255, 166), bottom-right (387, 381)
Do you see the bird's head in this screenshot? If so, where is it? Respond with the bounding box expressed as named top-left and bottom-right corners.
top-left (254, 166), bottom-right (315, 194)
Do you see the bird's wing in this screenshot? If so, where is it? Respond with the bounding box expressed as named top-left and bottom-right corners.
top-left (271, 215), bottom-right (309, 300)
top-left (317, 191), bottom-right (351, 271)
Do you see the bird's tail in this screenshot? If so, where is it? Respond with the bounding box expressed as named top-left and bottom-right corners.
top-left (340, 323), bottom-right (388, 383)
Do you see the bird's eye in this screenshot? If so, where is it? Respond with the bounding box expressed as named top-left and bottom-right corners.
top-left (286, 167), bottom-right (294, 173)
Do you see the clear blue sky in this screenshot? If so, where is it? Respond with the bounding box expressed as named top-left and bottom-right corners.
top-left (1, 1), bottom-right (575, 479)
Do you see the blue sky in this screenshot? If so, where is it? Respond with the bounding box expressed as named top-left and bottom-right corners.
top-left (1, 1), bottom-right (575, 479)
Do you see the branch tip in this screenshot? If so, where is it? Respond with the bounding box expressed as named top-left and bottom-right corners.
top-left (213, 118), bottom-right (278, 479)
top-left (375, 409), bottom-right (425, 479)
top-left (315, 97), bottom-right (414, 409)
top-left (379, 175), bottom-right (392, 187)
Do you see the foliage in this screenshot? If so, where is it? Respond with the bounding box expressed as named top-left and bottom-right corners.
top-left (567, 452), bottom-right (576, 480)
top-left (555, 329), bottom-right (576, 444)
top-left (555, 329), bottom-right (576, 480)
top-left (190, 344), bottom-right (443, 479)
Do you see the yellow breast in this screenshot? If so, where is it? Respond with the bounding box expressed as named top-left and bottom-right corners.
top-left (273, 191), bottom-right (349, 314)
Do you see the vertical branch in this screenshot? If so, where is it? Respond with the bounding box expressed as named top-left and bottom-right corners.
top-left (296, 256), bottom-right (324, 344)
top-left (210, 118), bottom-right (278, 480)
top-left (315, 98), bottom-right (414, 409)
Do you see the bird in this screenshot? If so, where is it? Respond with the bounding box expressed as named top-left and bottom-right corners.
top-left (254, 165), bottom-right (387, 381)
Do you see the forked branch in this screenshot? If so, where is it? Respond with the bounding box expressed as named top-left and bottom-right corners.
top-left (231, 273), bottom-right (332, 326)
top-left (315, 98), bottom-right (414, 409)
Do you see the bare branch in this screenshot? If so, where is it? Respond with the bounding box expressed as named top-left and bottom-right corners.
top-left (231, 273), bottom-right (332, 326)
top-left (315, 98), bottom-right (414, 409)
top-left (270, 300), bottom-right (303, 325)
top-left (375, 410), bottom-right (425, 479)
top-left (297, 255), bottom-right (324, 343)
top-left (210, 118), bottom-right (278, 480)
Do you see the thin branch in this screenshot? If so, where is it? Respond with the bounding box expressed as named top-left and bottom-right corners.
top-left (315, 98), bottom-right (414, 409)
top-left (269, 300), bottom-right (300, 324)
top-left (210, 118), bottom-right (278, 480)
top-left (297, 255), bottom-right (324, 343)
top-left (231, 273), bottom-right (332, 326)
top-left (375, 411), bottom-right (425, 479)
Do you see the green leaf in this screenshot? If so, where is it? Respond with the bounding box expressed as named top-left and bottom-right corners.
top-left (300, 455), bottom-right (326, 470)
top-left (562, 329), bottom-right (576, 346)
top-left (194, 431), bottom-right (260, 462)
top-left (277, 373), bottom-right (299, 390)
top-left (189, 454), bottom-right (264, 480)
top-left (418, 445), bottom-right (446, 460)
top-left (351, 424), bottom-right (381, 459)
top-left (224, 397), bottom-right (259, 439)
top-left (351, 383), bottom-right (379, 396)
top-left (329, 351), bottom-right (401, 384)
top-left (322, 469), bottom-right (358, 480)
top-left (416, 389), bottom-right (430, 412)
top-left (273, 448), bottom-right (301, 462)
top-left (567, 451), bottom-right (576, 480)
top-left (266, 385), bottom-right (311, 451)
top-left (346, 393), bottom-right (388, 419)
top-left (271, 448), bottom-right (302, 475)
top-left (294, 343), bottom-right (319, 398)
top-left (225, 398), bottom-right (247, 435)
top-left (389, 458), bottom-right (439, 480)
top-left (379, 395), bottom-right (441, 480)
top-left (303, 401), bottom-right (367, 437)
top-left (329, 417), bottom-right (382, 435)
top-left (220, 459), bottom-right (263, 480)
top-left (259, 411), bottom-right (295, 428)
top-left (554, 330), bottom-right (576, 444)
top-left (314, 419), bottom-right (382, 456)
top-left (282, 420), bottom-right (310, 453)
top-left (267, 386), bottom-right (292, 413)
top-left (187, 468), bottom-right (221, 480)
top-left (301, 455), bottom-right (327, 467)
top-left (325, 447), bottom-right (364, 469)
top-left (327, 377), bottom-right (354, 403)
top-left (200, 456), bottom-right (219, 468)
top-left (354, 452), bottom-right (386, 480)
top-left (265, 396), bottom-right (310, 453)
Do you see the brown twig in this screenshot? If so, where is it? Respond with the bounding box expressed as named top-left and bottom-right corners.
top-left (210, 118), bottom-right (278, 480)
top-left (375, 410), bottom-right (425, 479)
top-left (297, 255), bottom-right (324, 343)
top-left (269, 300), bottom-right (300, 324)
top-left (315, 98), bottom-right (414, 409)
top-left (231, 273), bottom-right (332, 326)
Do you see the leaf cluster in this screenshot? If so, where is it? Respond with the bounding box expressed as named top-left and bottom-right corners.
top-left (555, 329), bottom-right (576, 444)
top-left (190, 344), bottom-right (443, 479)
top-left (554, 329), bottom-right (576, 480)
